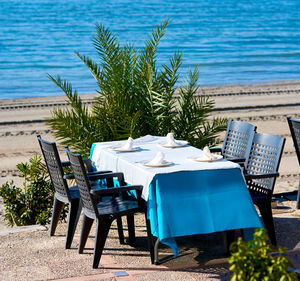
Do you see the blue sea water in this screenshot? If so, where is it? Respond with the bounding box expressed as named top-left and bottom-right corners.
top-left (0, 0), bottom-right (300, 99)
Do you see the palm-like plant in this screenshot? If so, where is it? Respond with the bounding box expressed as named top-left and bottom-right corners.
top-left (47, 20), bottom-right (227, 156)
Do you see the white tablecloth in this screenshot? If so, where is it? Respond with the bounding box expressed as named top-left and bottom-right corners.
top-left (91, 135), bottom-right (240, 200)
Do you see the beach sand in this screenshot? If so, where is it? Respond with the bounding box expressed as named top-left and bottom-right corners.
top-left (1, 82), bottom-right (300, 280)
top-left (1, 81), bottom-right (299, 192)
top-left (1, 82), bottom-right (300, 222)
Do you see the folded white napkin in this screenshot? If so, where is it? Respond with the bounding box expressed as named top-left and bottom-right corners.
top-left (147, 152), bottom-right (165, 165)
top-left (202, 146), bottom-right (217, 160)
top-left (166, 132), bottom-right (178, 146)
top-left (121, 137), bottom-right (133, 150)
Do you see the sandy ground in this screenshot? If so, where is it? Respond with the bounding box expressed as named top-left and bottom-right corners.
top-left (0, 82), bottom-right (300, 280)
top-left (0, 209), bottom-right (299, 281)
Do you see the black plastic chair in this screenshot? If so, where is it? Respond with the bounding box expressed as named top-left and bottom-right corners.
top-left (211, 119), bottom-right (256, 164)
top-left (37, 134), bottom-right (112, 249)
top-left (244, 133), bottom-right (285, 246)
top-left (65, 147), bottom-right (153, 268)
top-left (287, 116), bottom-right (300, 209)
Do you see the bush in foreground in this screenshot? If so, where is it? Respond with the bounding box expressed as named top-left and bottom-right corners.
top-left (229, 228), bottom-right (298, 281)
top-left (0, 156), bottom-right (66, 226)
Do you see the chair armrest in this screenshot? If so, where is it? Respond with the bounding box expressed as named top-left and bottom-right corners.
top-left (87, 171), bottom-right (118, 181)
top-left (64, 173), bottom-right (74, 180)
top-left (228, 158), bottom-right (246, 163)
top-left (87, 170), bottom-right (112, 176)
top-left (90, 185), bottom-right (143, 196)
top-left (61, 161), bottom-right (71, 167)
top-left (209, 147), bottom-right (222, 153)
top-left (244, 172), bottom-right (279, 180)
top-left (91, 185), bottom-right (145, 209)
top-left (63, 170), bottom-right (113, 180)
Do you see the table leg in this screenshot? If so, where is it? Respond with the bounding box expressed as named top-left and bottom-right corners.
top-left (154, 238), bottom-right (160, 265)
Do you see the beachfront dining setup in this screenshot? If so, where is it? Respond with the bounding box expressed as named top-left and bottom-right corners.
top-left (90, 134), bottom-right (264, 264)
top-left (38, 119), bottom-right (289, 268)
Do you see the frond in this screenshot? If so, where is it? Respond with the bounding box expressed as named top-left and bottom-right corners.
top-left (93, 23), bottom-right (120, 68)
top-left (75, 52), bottom-right (102, 82)
top-left (47, 74), bottom-right (88, 117)
top-left (159, 50), bottom-right (182, 93)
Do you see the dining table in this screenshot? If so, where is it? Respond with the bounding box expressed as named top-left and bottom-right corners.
top-left (90, 135), bottom-right (263, 260)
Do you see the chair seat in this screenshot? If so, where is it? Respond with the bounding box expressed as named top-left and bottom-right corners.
top-left (250, 191), bottom-right (269, 201)
top-left (97, 197), bottom-right (138, 216)
top-left (69, 186), bottom-right (80, 199)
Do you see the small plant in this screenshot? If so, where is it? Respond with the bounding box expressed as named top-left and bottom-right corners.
top-left (229, 228), bottom-right (298, 281)
top-left (0, 156), bottom-right (65, 226)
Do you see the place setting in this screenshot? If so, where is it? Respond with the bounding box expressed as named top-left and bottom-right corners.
top-left (158, 132), bottom-right (188, 148)
top-left (188, 146), bottom-right (223, 162)
top-left (109, 137), bottom-right (140, 152)
top-left (139, 152), bottom-right (173, 168)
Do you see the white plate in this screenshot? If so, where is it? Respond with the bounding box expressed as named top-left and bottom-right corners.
top-left (189, 154), bottom-right (223, 162)
top-left (158, 140), bottom-right (188, 148)
top-left (140, 160), bottom-right (172, 167)
top-left (110, 146), bottom-right (140, 152)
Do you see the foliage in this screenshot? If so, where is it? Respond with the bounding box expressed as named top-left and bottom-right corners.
top-left (229, 228), bottom-right (298, 281)
top-left (47, 20), bottom-right (227, 156)
top-left (0, 156), bottom-right (65, 226)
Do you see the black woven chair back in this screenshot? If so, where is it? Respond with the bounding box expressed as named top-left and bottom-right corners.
top-left (222, 119), bottom-right (256, 161)
top-left (287, 116), bottom-right (300, 209)
top-left (37, 134), bottom-right (71, 202)
top-left (287, 116), bottom-right (300, 166)
top-left (245, 133), bottom-right (285, 197)
top-left (65, 147), bottom-right (99, 219)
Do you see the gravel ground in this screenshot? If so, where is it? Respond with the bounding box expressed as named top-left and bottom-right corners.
top-left (0, 202), bottom-right (299, 281)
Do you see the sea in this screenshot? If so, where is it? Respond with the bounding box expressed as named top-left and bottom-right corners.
top-left (1, 0), bottom-right (300, 100)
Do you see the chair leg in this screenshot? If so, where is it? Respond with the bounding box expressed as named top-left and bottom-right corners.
top-left (145, 214), bottom-right (155, 264)
top-left (117, 217), bottom-right (125, 245)
top-left (93, 217), bottom-right (112, 269)
top-left (223, 230), bottom-right (236, 255)
top-left (65, 199), bottom-right (81, 249)
top-left (127, 214), bottom-right (136, 246)
top-left (256, 200), bottom-right (277, 246)
top-left (50, 197), bottom-right (64, 236)
top-left (78, 214), bottom-right (94, 254)
top-left (296, 179), bottom-right (300, 209)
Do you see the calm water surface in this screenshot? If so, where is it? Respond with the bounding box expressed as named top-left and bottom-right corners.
top-left (1, 0), bottom-right (300, 99)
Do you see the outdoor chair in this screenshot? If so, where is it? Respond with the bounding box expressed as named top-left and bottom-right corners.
top-left (210, 119), bottom-right (256, 164)
top-left (65, 147), bottom-right (153, 268)
top-left (244, 133), bottom-right (285, 246)
top-left (287, 116), bottom-right (300, 209)
top-left (37, 134), bottom-right (112, 249)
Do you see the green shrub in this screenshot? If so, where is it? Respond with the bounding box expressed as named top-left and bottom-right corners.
top-left (47, 20), bottom-right (227, 157)
top-left (0, 156), bottom-right (64, 226)
top-left (229, 228), bottom-right (298, 281)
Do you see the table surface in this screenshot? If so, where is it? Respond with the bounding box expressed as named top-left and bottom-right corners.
top-left (90, 135), bottom-right (263, 256)
top-left (91, 135), bottom-right (241, 199)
